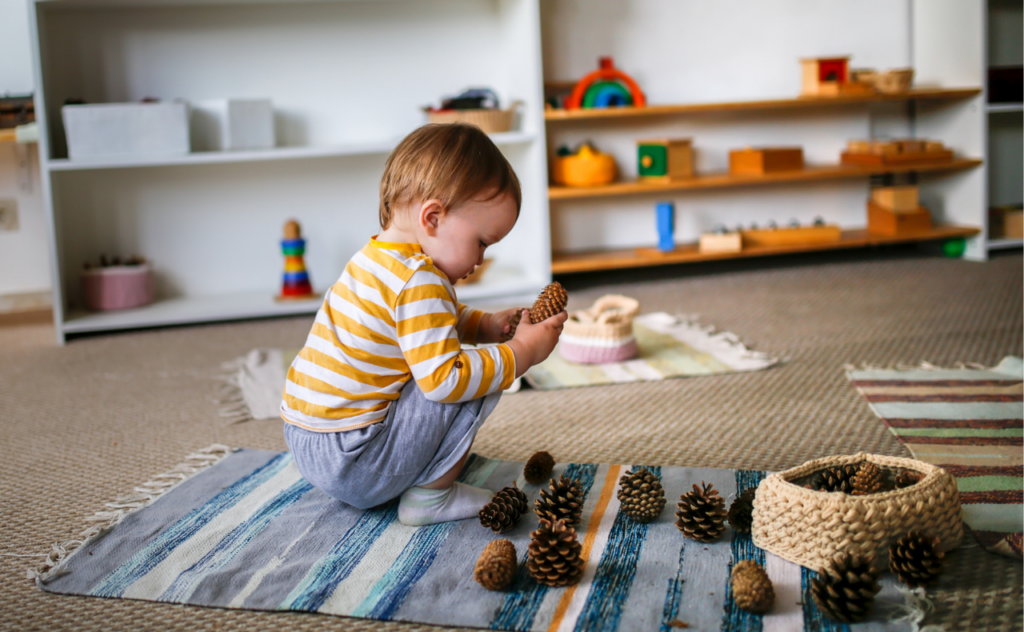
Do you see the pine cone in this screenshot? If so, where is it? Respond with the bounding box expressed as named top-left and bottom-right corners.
top-left (527, 518), bottom-right (584, 587)
top-left (675, 482), bottom-right (728, 542)
top-left (731, 560), bottom-right (774, 614)
top-left (894, 470), bottom-right (922, 489)
top-left (889, 532), bottom-right (944, 587)
top-left (810, 554), bottom-right (881, 623)
top-left (524, 451), bottom-right (555, 485)
top-left (504, 282), bottom-right (568, 340)
top-left (474, 539), bottom-right (517, 591)
top-left (810, 464), bottom-right (859, 494)
top-left (851, 462), bottom-right (889, 496)
top-left (728, 488), bottom-right (756, 534)
top-left (617, 468), bottom-right (665, 523)
top-left (535, 475), bottom-right (584, 528)
top-left (479, 483), bottom-right (529, 533)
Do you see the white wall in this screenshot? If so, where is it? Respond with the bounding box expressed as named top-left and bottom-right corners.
top-left (542, 0), bottom-right (922, 253)
top-left (0, 0), bottom-right (52, 297)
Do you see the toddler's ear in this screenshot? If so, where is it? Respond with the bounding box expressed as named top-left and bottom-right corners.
top-left (419, 199), bottom-right (446, 234)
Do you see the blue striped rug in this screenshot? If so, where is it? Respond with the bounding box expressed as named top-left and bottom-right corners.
top-left (38, 449), bottom-right (918, 631)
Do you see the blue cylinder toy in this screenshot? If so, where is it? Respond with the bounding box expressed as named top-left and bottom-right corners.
top-left (656, 202), bottom-right (675, 252)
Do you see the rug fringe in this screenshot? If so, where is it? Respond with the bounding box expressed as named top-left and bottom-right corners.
top-left (844, 360), bottom-right (989, 372)
top-left (215, 363), bottom-right (255, 423)
top-left (674, 313), bottom-right (777, 364)
top-left (889, 586), bottom-right (944, 632)
top-left (26, 444), bottom-right (237, 585)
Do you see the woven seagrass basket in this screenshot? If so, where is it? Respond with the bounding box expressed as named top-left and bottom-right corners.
top-left (424, 101), bottom-right (521, 133)
top-left (752, 452), bottom-right (963, 571)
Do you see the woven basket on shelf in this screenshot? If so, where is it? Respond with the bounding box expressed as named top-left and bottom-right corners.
top-left (424, 101), bottom-right (521, 133)
top-left (874, 69), bottom-right (914, 94)
top-left (752, 452), bottom-right (962, 571)
top-left (559, 294), bottom-right (640, 364)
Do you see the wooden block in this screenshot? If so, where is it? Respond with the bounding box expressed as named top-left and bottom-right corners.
top-left (729, 147), bottom-right (804, 175)
top-left (867, 200), bottom-right (932, 236)
top-left (871, 186), bottom-right (919, 212)
top-left (740, 225), bottom-right (841, 247)
top-left (638, 138), bottom-right (694, 181)
top-left (896, 139), bottom-right (925, 153)
top-left (699, 232), bottom-right (742, 254)
top-left (847, 139), bottom-right (871, 154)
top-left (1006, 210), bottom-right (1024, 239)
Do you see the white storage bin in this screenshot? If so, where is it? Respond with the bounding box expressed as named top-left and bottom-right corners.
top-left (62, 102), bottom-right (190, 160)
top-left (190, 99), bottom-right (275, 152)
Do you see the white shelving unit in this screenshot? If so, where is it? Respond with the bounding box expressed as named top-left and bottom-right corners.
top-left (540, 0), bottom-right (989, 268)
top-left (983, 0), bottom-right (1023, 251)
top-left (29, 0), bottom-right (551, 343)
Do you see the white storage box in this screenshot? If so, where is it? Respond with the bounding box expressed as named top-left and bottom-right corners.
top-left (190, 99), bottom-right (275, 151)
top-left (62, 102), bottom-right (190, 160)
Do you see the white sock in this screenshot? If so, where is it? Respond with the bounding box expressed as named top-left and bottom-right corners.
top-left (397, 483), bottom-right (493, 526)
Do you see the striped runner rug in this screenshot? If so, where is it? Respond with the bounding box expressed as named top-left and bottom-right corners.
top-left (36, 448), bottom-right (921, 631)
top-left (848, 356), bottom-right (1023, 559)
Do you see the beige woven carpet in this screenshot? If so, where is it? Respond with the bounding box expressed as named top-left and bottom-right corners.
top-left (2, 250), bottom-right (1022, 632)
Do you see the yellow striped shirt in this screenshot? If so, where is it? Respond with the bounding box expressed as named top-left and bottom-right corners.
top-left (280, 238), bottom-right (516, 432)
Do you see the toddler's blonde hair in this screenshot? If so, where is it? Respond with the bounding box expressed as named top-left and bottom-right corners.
top-left (379, 123), bottom-right (521, 229)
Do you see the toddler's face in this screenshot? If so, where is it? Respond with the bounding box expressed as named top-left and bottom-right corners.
top-left (425, 192), bottom-right (518, 284)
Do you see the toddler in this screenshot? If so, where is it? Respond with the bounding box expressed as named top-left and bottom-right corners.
top-left (281, 123), bottom-right (567, 526)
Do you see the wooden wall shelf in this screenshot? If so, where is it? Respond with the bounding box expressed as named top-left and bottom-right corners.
top-left (548, 158), bottom-right (982, 200)
top-left (544, 88), bottom-right (982, 122)
top-left (551, 225), bottom-right (980, 274)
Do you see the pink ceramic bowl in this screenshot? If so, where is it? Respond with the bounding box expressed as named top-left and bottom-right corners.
top-left (81, 264), bottom-right (154, 311)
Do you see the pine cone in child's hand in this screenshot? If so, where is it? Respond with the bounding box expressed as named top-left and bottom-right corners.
top-left (503, 282), bottom-right (568, 340)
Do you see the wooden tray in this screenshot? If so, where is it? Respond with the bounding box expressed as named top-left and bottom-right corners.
top-left (740, 224), bottom-right (841, 247)
top-left (841, 150), bottom-right (954, 167)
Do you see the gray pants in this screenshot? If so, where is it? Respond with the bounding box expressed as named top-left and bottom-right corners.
top-left (284, 381), bottom-right (502, 509)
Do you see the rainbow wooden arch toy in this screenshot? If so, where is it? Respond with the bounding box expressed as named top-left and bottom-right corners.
top-left (277, 220), bottom-right (318, 301)
top-left (565, 57), bottom-right (646, 110)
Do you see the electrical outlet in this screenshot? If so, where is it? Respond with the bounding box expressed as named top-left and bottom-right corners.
top-left (0, 199), bottom-right (18, 231)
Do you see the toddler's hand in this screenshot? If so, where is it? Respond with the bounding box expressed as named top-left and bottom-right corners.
top-left (507, 308), bottom-right (568, 377)
top-left (483, 307), bottom-right (522, 344)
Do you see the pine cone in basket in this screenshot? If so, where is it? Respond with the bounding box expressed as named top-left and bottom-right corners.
top-left (474, 539), bottom-right (517, 591)
top-left (535, 475), bottom-right (584, 527)
top-left (889, 532), bottom-right (944, 587)
top-left (728, 488), bottom-right (756, 534)
top-left (479, 483), bottom-right (529, 533)
top-left (524, 451), bottom-right (556, 485)
top-left (527, 518), bottom-right (584, 587)
top-left (731, 560), bottom-right (775, 614)
top-left (617, 468), bottom-right (665, 523)
top-left (675, 482), bottom-right (728, 542)
top-left (504, 282), bottom-right (568, 340)
top-left (894, 470), bottom-right (922, 489)
top-left (810, 464), bottom-right (860, 494)
top-left (851, 461), bottom-right (890, 496)
top-left (810, 553), bottom-right (881, 623)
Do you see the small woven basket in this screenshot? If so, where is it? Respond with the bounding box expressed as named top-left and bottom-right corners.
top-left (424, 101), bottom-right (521, 133)
top-left (560, 295), bottom-right (640, 364)
top-left (874, 69), bottom-right (914, 94)
top-left (752, 452), bottom-right (962, 571)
